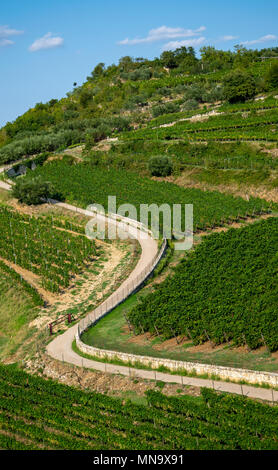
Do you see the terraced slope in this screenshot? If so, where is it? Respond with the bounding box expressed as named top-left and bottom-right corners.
top-left (27, 160), bottom-right (271, 232)
top-left (0, 364), bottom-right (278, 450)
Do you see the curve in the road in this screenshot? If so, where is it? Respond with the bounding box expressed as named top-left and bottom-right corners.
top-left (1, 170), bottom-right (277, 402)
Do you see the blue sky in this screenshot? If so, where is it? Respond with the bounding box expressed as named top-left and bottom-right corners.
top-left (1, 0), bottom-right (277, 127)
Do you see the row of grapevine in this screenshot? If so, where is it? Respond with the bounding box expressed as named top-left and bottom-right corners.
top-left (28, 161), bottom-right (272, 233)
top-left (0, 364), bottom-right (277, 450)
top-left (147, 99), bottom-right (278, 129)
top-left (0, 206), bottom-right (96, 293)
top-left (0, 260), bottom-right (44, 306)
top-left (121, 108), bottom-right (278, 142)
top-left (128, 217), bottom-right (278, 351)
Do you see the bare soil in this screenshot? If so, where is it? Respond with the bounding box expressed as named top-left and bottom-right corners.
top-left (25, 353), bottom-right (201, 398)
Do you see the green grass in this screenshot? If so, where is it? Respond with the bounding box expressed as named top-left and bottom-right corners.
top-left (0, 188), bottom-right (12, 203)
top-left (0, 267), bottom-right (39, 359)
top-left (112, 390), bottom-right (149, 406)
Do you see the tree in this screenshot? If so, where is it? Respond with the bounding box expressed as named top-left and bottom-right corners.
top-left (184, 83), bottom-right (206, 103)
top-left (90, 63), bottom-right (105, 80)
top-left (265, 62), bottom-right (278, 90)
top-left (148, 156), bottom-right (173, 177)
top-left (12, 176), bottom-right (58, 205)
top-left (160, 51), bottom-right (178, 69)
top-left (223, 69), bottom-right (256, 103)
top-left (118, 56), bottom-right (134, 72)
top-left (152, 102), bottom-right (179, 118)
top-left (200, 46), bottom-right (233, 71)
top-left (79, 89), bottom-right (93, 107)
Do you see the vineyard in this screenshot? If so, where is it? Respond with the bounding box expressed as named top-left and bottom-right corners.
top-left (147, 96), bottom-right (278, 128)
top-left (121, 108), bottom-right (278, 142)
top-left (0, 259), bottom-right (44, 306)
top-left (128, 217), bottom-right (278, 351)
top-left (28, 160), bottom-right (271, 232)
top-left (0, 38), bottom-right (278, 452)
top-left (0, 206), bottom-right (96, 293)
top-left (0, 364), bottom-right (277, 450)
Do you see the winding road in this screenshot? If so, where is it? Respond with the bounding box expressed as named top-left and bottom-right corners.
top-left (1, 173), bottom-right (278, 402)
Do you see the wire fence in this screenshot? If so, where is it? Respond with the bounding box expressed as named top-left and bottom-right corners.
top-left (59, 350), bottom-right (278, 403)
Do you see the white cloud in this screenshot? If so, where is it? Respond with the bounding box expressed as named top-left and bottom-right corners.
top-left (0, 25), bottom-right (23, 38)
top-left (242, 34), bottom-right (277, 45)
top-left (162, 37), bottom-right (206, 51)
top-left (0, 25), bottom-right (23, 47)
top-left (0, 39), bottom-right (14, 47)
top-left (118, 25), bottom-right (206, 45)
top-left (221, 35), bottom-right (239, 41)
top-left (29, 32), bottom-right (64, 52)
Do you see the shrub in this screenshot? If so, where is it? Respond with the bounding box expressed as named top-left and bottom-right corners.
top-left (202, 84), bottom-right (224, 103)
top-left (79, 89), bottom-right (94, 107)
top-left (181, 99), bottom-right (199, 111)
top-left (156, 87), bottom-right (172, 97)
top-left (148, 156), bottom-right (173, 177)
top-left (265, 62), bottom-right (278, 90)
top-left (123, 94), bottom-right (148, 110)
top-left (152, 102), bottom-right (180, 118)
top-left (184, 84), bottom-right (206, 103)
top-left (85, 124), bottom-right (111, 148)
top-left (12, 176), bottom-right (59, 205)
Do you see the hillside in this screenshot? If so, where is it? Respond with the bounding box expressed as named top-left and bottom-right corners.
top-left (1, 46), bottom-right (278, 205)
top-left (1, 44), bottom-right (278, 451)
top-left (0, 46), bottom-right (278, 161)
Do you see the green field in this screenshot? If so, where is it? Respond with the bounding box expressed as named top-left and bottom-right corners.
top-left (28, 159), bottom-right (272, 231)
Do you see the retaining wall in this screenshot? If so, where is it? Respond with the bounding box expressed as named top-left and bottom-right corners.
top-left (76, 335), bottom-right (278, 387)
